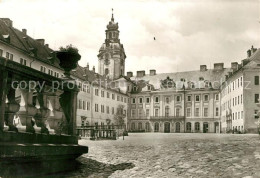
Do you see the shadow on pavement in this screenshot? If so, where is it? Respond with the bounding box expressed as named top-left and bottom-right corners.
top-left (0, 157), bottom-right (135, 177)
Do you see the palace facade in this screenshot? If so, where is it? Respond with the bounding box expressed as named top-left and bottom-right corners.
top-left (0, 14), bottom-right (259, 134)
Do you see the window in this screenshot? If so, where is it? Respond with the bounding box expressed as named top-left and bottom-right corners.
top-left (147, 85), bottom-right (151, 90)
top-left (155, 96), bottom-right (159, 103)
top-left (241, 94), bottom-right (243, 104)
top-left (255, 110), bottom-right (259, 119)
top-left (187, 95), bottom-right (191, 102)
top-left (204, 95), bottom-right (209, 101)
top-left (138, 109), bottom-right (142, 117)
top-left (101, 90), bottom-right (104, 97)
top-left (121, 96), bottom-right (123, 102)
top-left (112, 107), bottom-right (115, 114)
top-left (139, 97), bottom-right (143, 104)
top-left (165, 97), bottom-right (170, 104)
top-left (187, 108), bottom-right (191, 117)
top-left (40, 66), bottom-right (46, 73)
top-left (241, 111), bottom-right (244, 119)
top-left (87, 86), bottom-right (90, 93)
top-left (78, 99), bottom-right (82, 109)
top-left (82, 85), bottom-right (86, 92)
top-left (95, 89), bottom-right (99, 96)
top-left (48, 69), bottom-right (53, 76)
top-left (146, 109), bottom-right (150, 117)
top-left (95, 104), bottom-right (99, 112)
top-left (0, 49), bottom-right (3, 57)
top-left (195, 95), bottom-right (200, 102)
top-left (112, 93), bottom-right (115, 100)
top-left (216, 107), bottom-right (219, 116)
top-left (106, 106), bottom-right (109, 114)
top-left (87, 102), bottom-right (90, 110)
top-left (176, 108), bottom-right (180, 117)
top-left (20, 58), bottom-right (27, 66)
top-left (238, 96), bottom-right (240, 104)
top-left (124, 98), bottom-right (127, 103)
top-left (241, 77), bottom-right (243, 87)
top-left (176, 96), bottom-right (181, 102)
top-left (6, 52), bottom-right (13, 60)
top-left (255, 76), bottom-right (259, 85)
top-left (117, 96), bottom-right (120, 101)
top-left (195, 108), bottom-right (199, 117)
top-left (204, 108), bottom-right (208, 117)
top-left (107, 92), bottom-right (110, 98)
top-left (146, 97), bottom-right (150, 103)
top-left (215, 94), bottom-right (219, 101)
top-left (131, 109), bottom-right (136, 117)
top-left (132, 98), bottom-right (136, 104)
top-left (165, 106), bottom-right (170, 117)
top-left (101, 105), bottom-right (104, 113)
top-left (155, 109), bottom-right (159, 117)
top-left (255, 94), bottom-right (259, 103)
top-left (83, 101), bottom-right (86, 110)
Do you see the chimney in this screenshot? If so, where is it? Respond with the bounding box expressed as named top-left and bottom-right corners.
top-left (251, 45), bottom-right (257, 54)
top-left (1, 18), bottom-right (13, 27)
top-left (127, 72), bottom-right (133, 78)
top-left (92, 66), bottom-right (95, 73)
top-left (36, 39), bottom-right (45, 45)
top-left (86, 63), bottom-right (89, 70)
top-left (45, 44), bottom-right (49, 48)
top-left (22, 29), bottom-right (27, 35)
top-left (200, 65), bottom-right (207, 72)
top-left (150, 69), bottom-right (156, 76)
top-left (214, 63), bottom-right (224, 70)
top-left (137, 70), bottom-right (145, 77)
top-left (231, 62), bottom-right (238, 71)
top-left (247, 49), bottom-right (251, 58)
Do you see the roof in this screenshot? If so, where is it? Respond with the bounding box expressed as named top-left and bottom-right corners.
top-left (0, 18), bottom-right (60, 68)
top-left (130, 68), bottom-right (231, 92)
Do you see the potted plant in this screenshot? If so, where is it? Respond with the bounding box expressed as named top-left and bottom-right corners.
top-left (56, 44), bottom-right (81, 78)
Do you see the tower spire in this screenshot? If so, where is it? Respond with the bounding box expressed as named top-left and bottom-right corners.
top-left (111, 8), bottom-right (114, 22)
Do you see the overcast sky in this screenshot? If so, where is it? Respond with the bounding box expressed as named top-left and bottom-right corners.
top-left (0, 0), bottom-right (259, 74)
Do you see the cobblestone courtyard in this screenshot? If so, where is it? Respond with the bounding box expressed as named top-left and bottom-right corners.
top-left (68, 133), bottom-right (260, 177)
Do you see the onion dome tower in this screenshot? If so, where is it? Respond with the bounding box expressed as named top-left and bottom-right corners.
top-left (97, 9), bottom-right (126, 80)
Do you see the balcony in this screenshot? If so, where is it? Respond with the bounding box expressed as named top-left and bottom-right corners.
top-left (150, 116), bottom-right (185, 121)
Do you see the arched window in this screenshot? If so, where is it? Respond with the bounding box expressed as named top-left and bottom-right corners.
top-left (165, 106), bottom-right (170, 117)
top-left (195, 122), bottom-right (200, 132)
top-left (186, 122), bottom-right (191, 132)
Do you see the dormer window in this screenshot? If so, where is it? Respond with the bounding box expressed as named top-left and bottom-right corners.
top-left (133, 86), bottom-right (137, 91)
top-left (147, 85), bottom-right (151, 90)
top-left (180, 78), bottom-right (185, 82)
top-left (199, 77), bottom-right (204, 81)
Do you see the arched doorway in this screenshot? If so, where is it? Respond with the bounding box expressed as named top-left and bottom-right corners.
top-left (154, 122), bottom-right (159, 132)
top-left (203, 122), bottom-right (209, 133)
top-left (214, 122), bottom-right (219, 133)
top-left (164, 122), bottom-right (170, 133)
top-left (131, 122), bottom-right (135, 131)
top-left (195, 122), bottom-right (200, 132)
top-left (175, 122), bottom-right (180, 133)
top-left (138, 122), bottom-right (143, 131)
top-left (186, 122), bottom-right (191, 133)
top-left (145, 122), bottom-right (150, 132)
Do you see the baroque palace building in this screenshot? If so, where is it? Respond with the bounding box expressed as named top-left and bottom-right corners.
top-left (0, 14), bottom-right (259, 134)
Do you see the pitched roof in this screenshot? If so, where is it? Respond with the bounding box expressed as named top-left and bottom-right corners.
top-left (130, 68), bottom-right (231, 91)
top-left (0, 18), bottom-right (60, 68)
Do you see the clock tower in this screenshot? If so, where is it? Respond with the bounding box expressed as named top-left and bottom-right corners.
top-left (98, 10), bottom-right (126, 80)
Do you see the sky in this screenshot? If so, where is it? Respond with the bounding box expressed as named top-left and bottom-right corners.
top-left (0, 0), bottom-right (259, 74)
